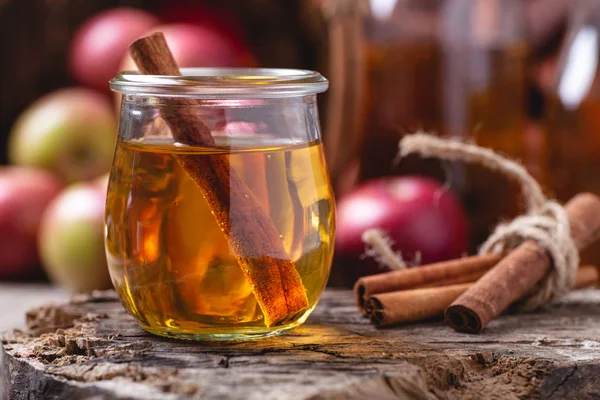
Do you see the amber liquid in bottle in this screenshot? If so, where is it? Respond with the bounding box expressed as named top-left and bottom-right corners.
top-left (545, 94), bottom-right (600, 264)
top-left (358, 40), bottom-right (532, 248)
top-left (105, 137), bottom-right (335, 338)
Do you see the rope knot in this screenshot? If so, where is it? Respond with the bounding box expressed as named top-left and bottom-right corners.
top-left (479, 200), bottom-right (578, 309)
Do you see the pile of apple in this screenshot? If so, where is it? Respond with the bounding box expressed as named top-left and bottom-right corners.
top-left (1, 3), bottom-right (255, 292)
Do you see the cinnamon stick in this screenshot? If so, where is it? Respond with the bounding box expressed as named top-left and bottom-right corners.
top-left (366, 265), bottom-right (599, 328)
top-left (367, 283), bottom-right (470, 328)
top-left (128, 33), bottom-right (308, 327)
top-left (574, 265), bottom-right (600, 289)
top-left (418, 270), bottom-right (489, 288)
top-left (354, 254), bottom-right (502, 315)
top-left (446, 193), bottom-right (600, 333)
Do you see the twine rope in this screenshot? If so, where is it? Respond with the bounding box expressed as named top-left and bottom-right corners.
top-left (363, 132), bottom-right (579, 310)
top-left (362, 229), bottom-right (407, 270)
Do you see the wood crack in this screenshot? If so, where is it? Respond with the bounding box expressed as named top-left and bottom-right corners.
top-left (544, 365), bottom-right (578, 399)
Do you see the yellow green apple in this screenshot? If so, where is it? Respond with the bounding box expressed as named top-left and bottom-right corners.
top-left (38, 181), bottom-right (112, 292)
top-left (9, 87), bottom-right (117, 183)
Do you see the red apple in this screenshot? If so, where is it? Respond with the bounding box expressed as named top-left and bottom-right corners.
top-left (156, 1), bottom-right (255, 66)
top-left (0, 167), bottom-right (63, 278)
top-left (38, 182), bottom-right (112, 293)
top-left (69, 7), bottom-right (160, 91)
top-left (335, 176), bottom-right (469, 285)
top-left (8, 87), bottom-right (117, 183)
top-left (114, 23), bottom-right (257, 113)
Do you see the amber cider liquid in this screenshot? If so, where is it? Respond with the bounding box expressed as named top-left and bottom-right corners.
top-left (357, 40), bottom-right (534, 249)
top-left (545, 94), bottom-right (600, 264)
top-left (105, 136), bottom-right (335, 339)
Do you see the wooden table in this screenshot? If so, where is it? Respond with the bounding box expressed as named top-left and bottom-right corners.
top-left (0, 284), bottom-right (69, 332)
top-left (2, 288), bottom-right (600, 399)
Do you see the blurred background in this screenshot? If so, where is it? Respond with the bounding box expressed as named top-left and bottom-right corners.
top-left (0, 0), bottom-right (598, 302)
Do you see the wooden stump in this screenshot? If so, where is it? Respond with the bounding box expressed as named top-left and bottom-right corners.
top-left (2, 289), bottom-right (600, 399)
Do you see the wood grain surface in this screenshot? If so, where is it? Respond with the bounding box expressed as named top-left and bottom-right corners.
top-left (2, 288), bottom-right (600, 399)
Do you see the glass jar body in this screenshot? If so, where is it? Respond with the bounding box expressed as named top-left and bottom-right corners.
top-left (105, 82), bottom-right (334, 340)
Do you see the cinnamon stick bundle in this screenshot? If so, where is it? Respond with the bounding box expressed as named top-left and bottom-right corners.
top-left (446, 193), bottom-right (600, 333)
top-left (365, 265), bottom-right (599, 328)
top-left (128, 33), bottom-right (308, 327)
top-left (354, 254), bottom-right (502, 315)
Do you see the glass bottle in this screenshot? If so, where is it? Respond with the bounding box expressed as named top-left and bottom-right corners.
top-left (544, 0), bottom-right (600, 264)
top-left (325, 0), bottom-right (533, 251)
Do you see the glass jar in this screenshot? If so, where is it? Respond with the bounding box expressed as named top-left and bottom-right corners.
top-left (325, 0), bottom-right (533, 253)
top-left (544, 0), bottom-right (600, 264)
top-left (107, 68), bottom-right (334, 340)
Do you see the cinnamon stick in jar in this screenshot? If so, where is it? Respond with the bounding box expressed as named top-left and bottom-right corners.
top-left (354, 254), bottom-right (502, 315)
top-left (446, 193), bottom-right (600, 333)
top-left (365, 265), bottom-right (599, 328)
top-left (128, 33), bottom-right (308, 327)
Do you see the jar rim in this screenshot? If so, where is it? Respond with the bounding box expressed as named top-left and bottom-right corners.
top-left (110, 67), bottom-right (329, 98)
